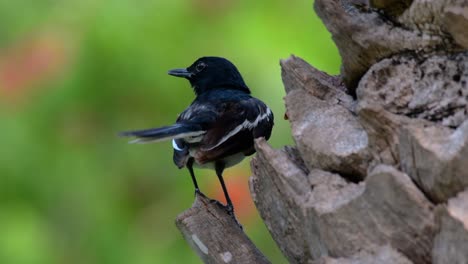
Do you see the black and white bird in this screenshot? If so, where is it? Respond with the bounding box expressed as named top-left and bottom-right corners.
top-left (120, 57), bottom-right (274, 215)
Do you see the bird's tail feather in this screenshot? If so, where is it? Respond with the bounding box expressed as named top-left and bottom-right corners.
top-left (119, 124), bottom-right (205, 144)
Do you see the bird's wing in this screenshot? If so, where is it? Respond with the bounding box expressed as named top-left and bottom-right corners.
top-left (188, 97), bottom-right (273, 164)
top-left (160, 95), bottom-right (273, 167)
top-left (201, 97), bottom-right (273, 151)
top-left (172, 96), bottom-right (273, 166)
top-left (169, 101), bottom-right (220, 167)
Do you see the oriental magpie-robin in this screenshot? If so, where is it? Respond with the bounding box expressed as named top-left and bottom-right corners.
top-left (120, 57), bottom-right (274, 215)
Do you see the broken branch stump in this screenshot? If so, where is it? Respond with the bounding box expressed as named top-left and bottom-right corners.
top-left (175, 193), bottom-right (270, 264)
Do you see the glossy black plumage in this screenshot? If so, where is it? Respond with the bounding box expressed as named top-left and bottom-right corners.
top-left (120, 57), bottom-right (274, 216)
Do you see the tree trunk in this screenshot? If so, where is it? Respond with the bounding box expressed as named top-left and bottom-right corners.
top-left (177, 0), bottom-right (468, 263)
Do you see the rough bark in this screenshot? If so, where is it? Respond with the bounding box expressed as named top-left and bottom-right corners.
top-left (175, 193), bottom-right (270, 264)
top-left (444, 4), bottom-right (468, 49)
top-left (314, 0), bottom-right (464, 95)
top-left (249, 0), bottom-right (468, 263)
top-left (312, 245), bottom-right (413, 264)
top-left (282, 57), bottom-right (369, 180)
top-left (357, 53), bottom-right (468, 128)
top-left (369, 0), bottom-right (413, 17)
top-left (399, 120), bottom-right (468, 203)
top-left (433, 189), bottom-right (468, 263)
top-left (250, 139), bottom-right (435, 263)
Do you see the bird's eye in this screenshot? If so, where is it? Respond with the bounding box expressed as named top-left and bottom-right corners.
top-left (196, 62), bottom-right (206, 72)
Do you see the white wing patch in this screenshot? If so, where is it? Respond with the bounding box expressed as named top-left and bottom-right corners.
top-left (204, 107), bottom-right (272, 151)
top-left (172, 139), bottom-right (183, 151)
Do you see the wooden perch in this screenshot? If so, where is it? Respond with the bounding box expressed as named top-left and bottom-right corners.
top-left (175, 193), bottom-right (270, 264)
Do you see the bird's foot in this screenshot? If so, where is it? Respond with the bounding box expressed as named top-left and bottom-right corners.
top-left (209, 200), bottom-right (243, 230)
top-left (226, 204), bottom-right (234, 216)
top-left (228, 209), bottom-right (243, 230)
top-left (208, 198), bottom-right (225, 208)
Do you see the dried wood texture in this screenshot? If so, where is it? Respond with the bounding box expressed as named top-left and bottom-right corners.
top-left (176, 193), bottom-right (270, 264)
top-left (314, 0), bottom-right (464, 94)
top-left (312, 245), bottom-right (413, 264)
top-left (251, 139), bottom-right (435, 263)
top-left (251, 5), bottom-right (468, 258)
top-left (281, 56), bottom-right (370, 180)
top-left (357, 53), bottom-right (468, 128)
top-left (444, 4), bottom-right (468, 48)
top-left (433, 189), bottom-right (468, 263)
top-left (369, 0), bottom-right (413, 17)
top-left (250, 142), bottom-right (312, 263)
top-left (399, 120), bottom-right (468, 203)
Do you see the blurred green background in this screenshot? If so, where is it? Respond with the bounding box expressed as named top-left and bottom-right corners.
top-left (0, 0), bottom-right (340, 263)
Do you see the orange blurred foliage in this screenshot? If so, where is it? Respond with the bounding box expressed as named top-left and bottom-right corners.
top-left (0, 33), bottom-right (68, 101)
top-left (207, 166), bottom-right (256, 223)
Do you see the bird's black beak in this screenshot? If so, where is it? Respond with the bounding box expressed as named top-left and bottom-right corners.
top-left (168, 68), bottom-right (193, 78)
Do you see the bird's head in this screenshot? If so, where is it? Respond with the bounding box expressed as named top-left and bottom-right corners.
top-left (168, 57), bottom-right (250, 95)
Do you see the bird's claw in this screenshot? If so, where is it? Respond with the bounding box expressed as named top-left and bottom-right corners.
top-left (209, 201), bottom-right (243, 230)
top-left (209, 198), bottom-right (225, 207)
top-left (229, 211), bottom-right (243, 230)
top-left (226, 204), bottom-right (234, 215)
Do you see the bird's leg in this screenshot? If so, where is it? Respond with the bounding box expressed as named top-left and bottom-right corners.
top-left (187, 158), bottom-right (200, 194)
top-left (215, 162), bottom-right (234, 214)
top-left (215, 162), bottom-right (242, 229)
